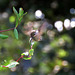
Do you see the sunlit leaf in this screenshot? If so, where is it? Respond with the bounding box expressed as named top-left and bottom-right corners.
top-left (0, 58), bottom-right (13, 70)
top-left (6, 61), bottom-right (19, 68)
top-left (23, 56), bottom-right (31, 60)
top-left (21, 52), bottom-right (29, 56)
top-left (14, 28), bottom-right (18, 39)
top-left (29, 49), bottom-right (34, 56)
top-left (21, 52), bottom-right (32, 60)
top-left (0, 34), bottom-right (8, 39)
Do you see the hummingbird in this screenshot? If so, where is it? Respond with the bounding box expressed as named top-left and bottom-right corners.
top-left (23, 21), bottom-right (53, 42)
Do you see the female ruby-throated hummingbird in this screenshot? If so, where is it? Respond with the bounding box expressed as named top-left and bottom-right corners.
top-left (23, 21), bottom-right (53, 42)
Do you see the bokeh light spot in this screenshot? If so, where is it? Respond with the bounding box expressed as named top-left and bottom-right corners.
top-left (70, 8), bottom-right (75, 14)
top-left (9, 16), bottom-right (15, 23)
top-left (64, 19), bottom-right (71, 30)
top-left (35, 10), bottom-right (44, 19)
top-left (54, 21), bottom-right (63, 32)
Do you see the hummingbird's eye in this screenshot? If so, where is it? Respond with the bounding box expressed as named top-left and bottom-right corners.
top-left (30, 30), bottom-right (41, 41)
top-left (31, 32), bottom-right (36, 37)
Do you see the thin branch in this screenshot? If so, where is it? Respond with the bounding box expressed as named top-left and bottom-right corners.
top-left (16, 56), bottom-right (23, 62)
top-left (0, 28), bottom-right (15, 32)
top-left (0, 17), bottom-right (19, 33)
top-left (31, 45), bottom-right (32, 49)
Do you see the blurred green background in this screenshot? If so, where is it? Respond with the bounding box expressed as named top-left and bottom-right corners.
top-left (0, 0), bottom-right (75, 75)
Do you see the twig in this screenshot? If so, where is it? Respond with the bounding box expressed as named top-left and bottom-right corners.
top-left (0, 28), bottom-right (14, 32)
top-left (16, 56), bottom-right (23, 62)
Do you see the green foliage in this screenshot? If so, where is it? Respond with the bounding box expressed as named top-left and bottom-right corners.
top-left (21, 52), bottom-right (29, 56)
top-left (23, 12), bottom-right (27, 16)
top-left (11, 7), bottom-right (27, 39)
top-left (13, 7), bottom-right (19, 19)
top-left (0, 58), bottom-right (12, 70)
top-left (13, 7), bottom-right (27, 27)
top-left (29, 49), bottom-right (34, 56)
top-left (50, 34), bottom-right (72, 48)
top-left (22, 56), bottom-right (32, 60)
top-left (0, 7), bottom-right (30, 71)
top-left (0, 61), bottom-right (19, 70)
top-left (14, 28), bottom-right (18, 39)
top-left (21, 52), bottom-right (31, 60)
top-left (28, 68), bottom-right (34, 73)
top-left (19, 8), bottom-right (24, 18)
top-left (58, 49), bottom-right (68, 57)
top-left (21, 52), bottom-right (32, 60)
top-left (0, 34), bottom-right (8, 39)
top-left (40, 62), bottom-right (50, 73)
top-left (19, 12), bottom-right (27, 24)
top-left (6, 61), bottom-right (19, 68)
top-left (21, 49), bottom-right (34, 60)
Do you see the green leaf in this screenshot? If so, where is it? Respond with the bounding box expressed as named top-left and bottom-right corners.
top-left (14, 28), bottom-right (18, 39)
top-left (19, 8), bottom-right (24, 17)
top-left (29, 49), bottom-right (34, 56)
top-left (23, 56), bottom-right (31, 60)
top-left (6, 61), bottom-right (19, 68)
top-left (21, 52), bottom-right (32, 60)
top-left (19, 12), bottom-right (27, 23)
top-left (0, 58), bottom-right (12, 70)
top-left (0, 34), bottom-right (8, 39)
top-left (21, 52), bottom-right (29, 56)
top-left (23, 12), bottom-right (27, 16)
top-left (13, 7), bottom-right (19, 18)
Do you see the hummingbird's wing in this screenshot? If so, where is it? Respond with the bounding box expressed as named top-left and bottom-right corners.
top-left (39, 21), bottom-right (53, 35)
top-left (22, 22), bottom-right (34, 36)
